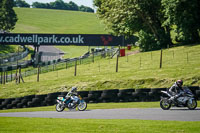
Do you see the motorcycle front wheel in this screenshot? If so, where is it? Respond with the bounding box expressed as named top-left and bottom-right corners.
top-left (187, 99), bottom-right (197, 110)
top-left (56, 103), bottom-right (65, 112)
top-left (77, 100), bottom-right (87, 111)
top-left (160, 98), bottom-right (171, 110)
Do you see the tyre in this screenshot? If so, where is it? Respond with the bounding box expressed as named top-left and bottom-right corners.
top-left (196, 90), bottom-right (200, 100)
top-left (56, 103), bottom-right (65, 112)
top-left (103, 89), bottom-right (119, 93)
top-left (135, 88), bottom-right (151, 93)
top-left (17, 103), bottom-right (23, 108)
top-left (78, 91), bottom-right (89, 97)
top-left (187, 99), bottom-right (197, 110)
top-left (35, 94), bottom-right (47, 100)
top-left (119, 89), bottom-right (135, 94)
top-left (160, 98), bottom-right (171, 110)
top-left (78, 100), bottom-right (87, 111)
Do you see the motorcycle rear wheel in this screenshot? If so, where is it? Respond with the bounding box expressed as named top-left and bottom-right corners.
top-left (187, 99), bottom-right (197, 110)
top-left (160, 98), bottom-right (171, 110)
top-left (56, 103), bottom-right (65, 112)
top-left (78, 100), bottom-right (87, 111)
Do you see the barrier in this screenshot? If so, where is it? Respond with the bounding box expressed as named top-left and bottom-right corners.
top-left (0, 86), bottom-right (199, 110)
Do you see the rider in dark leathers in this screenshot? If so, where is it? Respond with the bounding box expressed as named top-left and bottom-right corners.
top-left (169, 80), bottom-right (184, 101)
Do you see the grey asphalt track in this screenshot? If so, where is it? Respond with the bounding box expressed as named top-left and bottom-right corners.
top-left (0, 108), bottom-right (200, 121)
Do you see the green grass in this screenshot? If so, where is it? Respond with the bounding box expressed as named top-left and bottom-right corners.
top-left (0, 45), bottom-right (18, 54)
top-left (1, 8), bottom-right (199, 133)
top-left (13, 8), bottom-right (108, 34)
top-left (0, 44), bottom-right (199, 98)
top-left (0, 8), bottom-right (199, 99)
top-left (0, 117), bottom-right (200, 133)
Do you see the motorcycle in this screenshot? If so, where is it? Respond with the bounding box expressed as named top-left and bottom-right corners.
top-left (160, 87), bottom-right (197, 110)
top-left (56, 95), bottom-right (87, 112)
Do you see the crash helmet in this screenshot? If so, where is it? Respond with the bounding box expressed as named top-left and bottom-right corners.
top-left (71, 86), bottom-right (77, 92)
top-left (176, 80), bottom-right (183, 87)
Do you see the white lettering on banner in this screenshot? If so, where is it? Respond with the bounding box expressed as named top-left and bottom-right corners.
top-left (0, 36), bottom-right (3, 42)
top-left (78, 35), bottom-right (84, 43)
top-left (0, 34), bottom-right (86, 45)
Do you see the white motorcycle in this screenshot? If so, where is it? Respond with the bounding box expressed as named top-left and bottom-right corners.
top-left (56, 95), bottom-right (87, 112)
top-left (160, 87), bottom-right (197, 110)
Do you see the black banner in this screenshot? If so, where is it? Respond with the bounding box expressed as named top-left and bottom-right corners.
top-left (0, 33), bottom-right (125, 46)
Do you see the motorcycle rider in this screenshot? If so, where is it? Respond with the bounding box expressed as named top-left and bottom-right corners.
top-left (168, 80), bottom-right (184, 101)
top-left (65, 87), bottom-right (79, 107)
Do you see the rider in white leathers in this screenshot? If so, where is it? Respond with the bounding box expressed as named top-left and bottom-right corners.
top-left (169, 80), bottom-right (184, 101)
top-left (65, 87), bottom-right (79, 107)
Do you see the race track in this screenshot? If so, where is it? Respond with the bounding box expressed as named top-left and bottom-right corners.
top-left (0, 108), bottom-right (200, 121)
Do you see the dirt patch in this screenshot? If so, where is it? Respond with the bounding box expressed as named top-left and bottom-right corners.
top-left (126, 50), bottom-right (140, 56)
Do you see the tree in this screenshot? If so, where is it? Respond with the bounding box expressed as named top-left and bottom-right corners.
top-left (162, 0), bottom-right (200, 44)
top-left (50, 0), bottom-right (66, 10)
top-left (32, 2), bottom-right (49, 9)
top-left (94, 0), bottom-right (173, 51)
top-left (14, 0), bottom-right (30, 8)
top-left (68, 1), bottom-right (79, 11)
top-left (0, 0), bottom-right (18, 32)
top-left (79, 5), bottom-right (94, 13)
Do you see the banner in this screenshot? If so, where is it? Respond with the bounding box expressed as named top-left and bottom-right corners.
top-left (0, 33), bottom-right (125, 46)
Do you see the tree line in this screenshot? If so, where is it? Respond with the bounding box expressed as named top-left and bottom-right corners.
top-left (94, 0), bottom-right (200, 51)
top-left (14, 0), bottom-right (94, 13)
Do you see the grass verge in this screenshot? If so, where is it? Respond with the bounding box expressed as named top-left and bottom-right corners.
top-left (1, 44), bottom-right (200, 99)
top-left (0, 117), bottom-right (200, 133)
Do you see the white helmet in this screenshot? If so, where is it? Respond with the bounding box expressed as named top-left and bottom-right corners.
top-left (71, 87), bottom-right (77, 92)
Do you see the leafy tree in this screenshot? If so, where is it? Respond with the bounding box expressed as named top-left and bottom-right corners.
top-left (162, 0), bottom-right (200, 44)
top-left (32, 2), bottom-right (50, 9)
top-left (68, 1), bottom-right (78, 11)
top-left (32, 0), bottom-right (94, 13)
top-left (50, 0), bottom-right (66, 10)
top-left (94, 0), bottom-right (172, 51)
top-left (0, 0), bottom-right (18, 32)
top-left (79, 5), bottom-right (94, 13)
top-left (14, 0), bottom-right (30, 8)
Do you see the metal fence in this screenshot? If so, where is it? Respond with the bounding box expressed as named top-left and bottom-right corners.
top-left (0, 48), bottom-right (117, 84)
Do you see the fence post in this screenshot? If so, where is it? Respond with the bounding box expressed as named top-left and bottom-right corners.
top-left (0, 72), bottom-right (2, 84)
top-left (6, 71), bottom-right (8, 83)
top-left (66, 61), bottom-right (68, 69)
top-left (92, 52), bottom-right (94, 63)
top-left (19, 66), bottom-right (24, 83)
top-left (37, 65), bottom-right (40, 82)
top-left (160, 49), bottom-right (163, 68)
top-left (116, 45), bottom-right (120, 72)
top-left (11, 70), bottom-right (13, 81)
top-left (3, 71), bottom-right (5, 84)
top-left (74, 60), bottom-right (77, 76)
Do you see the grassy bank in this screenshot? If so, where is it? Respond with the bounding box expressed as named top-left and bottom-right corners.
top-left (13, 8), bottom-right (108, 34)
top-left (0, 44), bottom-right (200, 98)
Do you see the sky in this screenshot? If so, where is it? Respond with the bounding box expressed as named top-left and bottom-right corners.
top-left (25, 0), bottom-right (94, 9)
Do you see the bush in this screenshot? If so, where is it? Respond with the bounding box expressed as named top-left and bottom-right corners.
top-left (137, 30), bottom-right (160, 52)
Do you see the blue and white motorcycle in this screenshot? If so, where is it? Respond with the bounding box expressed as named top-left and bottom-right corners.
top-left (56, 95), bottom-right (87, 112)
top-left (160, 87), bottom-right (197, 110)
